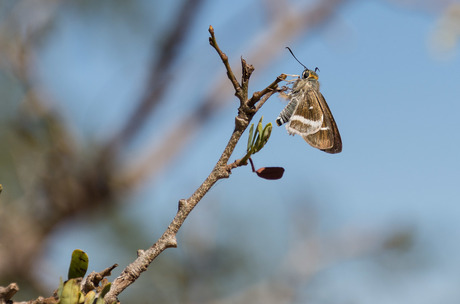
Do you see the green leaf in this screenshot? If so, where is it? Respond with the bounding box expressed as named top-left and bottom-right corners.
top-left (260, 123), bottom-right (272, 147)
top-left (95, 283), bottom-right (112, 304)
top-left (99, 283), bottom-right (111, 298)
top-left (247, 123), bottom-right (254, 152)
top-left (256, 117), bottom-right (263, 137)
top-left (84, 291), bottom-right (96, 304)
top-left (243, 117), bottom-right (273, 164)
top-left (253, 134), bottom-right (263, 153)
top-left (68, 249), bottom-right (89, 280)
top-left (59, 279), bottom-right (80, 304)
top-left (57, 277), bottom-right (64, 300)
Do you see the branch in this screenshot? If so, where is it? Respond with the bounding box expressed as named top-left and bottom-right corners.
top-left (81, 264), bottom-right (118, 294)
top-left (104, 25), bottom-right (281, 304)
top-left (208, 25), bottom-right (241, 97)
top-left (107, 0), bottom-right (205, 150)
top-left (0, 283), bottom-right (19, 303)
top-left (250, 74), bottom-right (287, 110)
top-left (116, 0), bottom-right (347, 189)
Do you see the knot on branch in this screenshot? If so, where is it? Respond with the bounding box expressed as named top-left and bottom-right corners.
top-left (165, 236), bottom-right (178, 248)
top-left (235, 115), bottom-right (250, 131)
top-left (178, 199), bottom-right (189, 211)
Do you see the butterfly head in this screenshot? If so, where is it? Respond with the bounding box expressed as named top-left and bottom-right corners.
top-left (302, 67), bottom-right (320, 80)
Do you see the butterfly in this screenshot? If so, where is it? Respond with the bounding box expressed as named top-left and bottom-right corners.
top-left (276, 48), bottom-right (342, 154)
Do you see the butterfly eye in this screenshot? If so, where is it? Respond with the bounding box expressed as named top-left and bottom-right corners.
top-left (302, 70), bottom-right (309, 78)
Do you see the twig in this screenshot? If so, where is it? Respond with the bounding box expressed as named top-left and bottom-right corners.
top-left (208, 26), bottom-right (241, 95)
top-left (252, 74), bottom-right (287, 112)
top-left (226, 158), bottom-right (247, 171)
top-left (81, 264), bottom-right (118, 294)
top-left (104, 26), bottom-right (282, 304)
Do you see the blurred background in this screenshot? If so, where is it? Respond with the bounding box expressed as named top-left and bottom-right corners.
top-left (1, 0), bottom-right (460, 303)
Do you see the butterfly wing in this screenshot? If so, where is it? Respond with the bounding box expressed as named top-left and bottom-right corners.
top-left (304, 92), bottom-right (342, 153)
top-left (285, 89), bottom-right (323, 136)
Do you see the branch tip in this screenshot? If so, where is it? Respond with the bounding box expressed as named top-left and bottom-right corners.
top-left (208, 26), bottom-right (241, 94)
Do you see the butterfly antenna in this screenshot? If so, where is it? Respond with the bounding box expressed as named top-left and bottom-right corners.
top-left (286, 47), bottom-right (307, 70)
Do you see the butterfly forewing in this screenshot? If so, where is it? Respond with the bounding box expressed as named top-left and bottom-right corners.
top-left (286, 90), bottom-right (323, 136)
top-left (304, 92), bottom-right (342, 153)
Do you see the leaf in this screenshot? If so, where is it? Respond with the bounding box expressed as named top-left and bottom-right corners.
top-left (99, 283), bottom-right (111, 298)
top-left (95, 283), bottom-right (112, 304)
top-left (256, 117), bottom-right (263, 138)
top-left (57, 277), bottom-right (64, 300)
top-left (253, 123), bottom-right (272, 153)
top-left (59, 279), bottom-right (80, 304)
top-left (261, 123), bottom-right (272, 145)
top-left (84, 291), bottom-right (96, 304)
top-left (255, 167), bottom-right (285, 180)
top-left (247, 123), bottom-right (254, 152)
top-left (244, 117), bottom-right (273, 163)
top-left (68, 249), bottom-right (89, 280)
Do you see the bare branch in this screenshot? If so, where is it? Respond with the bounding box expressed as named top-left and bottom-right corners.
top-left (208, 25), bottom-right (242, 98)
top-left (81, 264), bottom-right (118, 294)
top-left (107, 0), bottom-right (205, 149)
top-left (104, 25), bottom-right (281, 304)
top-left (249, 74), bottom-right (287, 109)
top-left (0, 283), bottom-right (19, 303)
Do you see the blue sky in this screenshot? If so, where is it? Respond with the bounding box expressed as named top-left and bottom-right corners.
top-left (34, 0), bottom-right (460, 302)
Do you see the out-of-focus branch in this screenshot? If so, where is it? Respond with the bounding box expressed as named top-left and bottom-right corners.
top-left (106, 0), bottom-right (205, 150)
top-left (0, 283), bottom-right (19, 303)
top-left (0, 0), bottom-right (206, 293)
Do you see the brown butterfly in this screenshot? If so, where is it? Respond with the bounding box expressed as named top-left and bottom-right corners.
top-left (276, 48), bottom-right (342, 154)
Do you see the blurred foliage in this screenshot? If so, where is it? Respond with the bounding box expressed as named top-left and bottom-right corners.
top-left (67, 250), bottom-right (88, 280)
